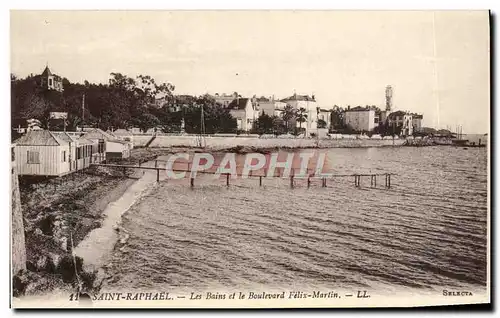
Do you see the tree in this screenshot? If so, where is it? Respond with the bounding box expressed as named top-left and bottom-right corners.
top-left (133, 113), bottom-right (161, 132)
top-left (281, 104), bottom-right (296, 133)
top-left (182, 95), bottom-right (237, 134)
top-left (331, 105), bottom-right (345, 131)
top-left (271, 116), bottom-right (286, 136)
top-left (317, 119), bottom-right (327, 129)
top-left (296, 107), bottom-right (308, 129)
top-left (253, 113), bottom-right (274, 135)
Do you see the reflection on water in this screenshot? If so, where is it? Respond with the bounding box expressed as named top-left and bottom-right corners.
top-left (104, 147), bottom-right (488, 293)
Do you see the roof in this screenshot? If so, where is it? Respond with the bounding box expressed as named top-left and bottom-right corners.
top-left (346, 106), bottom-right (376, 112)
top-left (106, 130), bottom-right (118, 138)
top-left (256, 96), bottom-right (271, 102)
top-left (387, 110), bottom-right (409, 118)
top-left (107, 139), bottom-right (129, 145)
top-left (14, 130), bottom-right (68, 146)
top-left (280, 94), bottom-right (316, 102)
top-left (51, 131), bottom-right (77, 143)
top-left (319, 108), bottom-right (331, 113)
top-left (82, 128), bottom-right (117, 141)
top-left (41, 66), bottom-right (52, 77)
top-left (77, 137), bottom-right (96, 145)
top-left (228, 98), bottom-right (251, 110)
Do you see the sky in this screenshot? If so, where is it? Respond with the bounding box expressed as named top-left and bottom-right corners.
top-left (10, 10), bottom-right (490, 133)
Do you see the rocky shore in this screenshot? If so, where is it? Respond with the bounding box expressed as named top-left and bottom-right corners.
top-left (13, 166), bottom-right (137, 298)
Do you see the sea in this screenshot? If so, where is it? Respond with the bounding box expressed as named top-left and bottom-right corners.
top-left (102, 146), bottom-right (488, 295)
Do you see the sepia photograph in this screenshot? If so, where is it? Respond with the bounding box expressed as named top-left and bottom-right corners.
top-left (9, 9), bottom-right (490, 309)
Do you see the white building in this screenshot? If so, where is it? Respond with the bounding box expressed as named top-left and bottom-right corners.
top-left (82, 128), bottom-right (131, 159)
top-left (387, 111), bottom-right (414, 136)
top-left (227, 98), bottom-right (258, 132)
top-left (343, 106), bottom-right (378, 132)
top-left (13, 130), bottom-right (72, 176)
top-left (280, 93), bottom-right (319, 135)
top-left (411, 114), bottom-right (423, 133)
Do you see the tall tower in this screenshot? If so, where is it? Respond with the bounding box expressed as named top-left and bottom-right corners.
top-left (385, 85), bottom-right (393, 112)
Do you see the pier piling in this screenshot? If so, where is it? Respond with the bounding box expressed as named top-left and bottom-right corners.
top-left (156, 169), bottom-right (159, 182)
top-left (307, 177), bottom-right (311, 188)
top-left (190, 178), bottom-right (194, 188)
top-left (226, 174), bottom-right (230, 187)
top-left (259, 176), bottom-right (262, 187)
top-left (290, 175), bottom-right (294, 188)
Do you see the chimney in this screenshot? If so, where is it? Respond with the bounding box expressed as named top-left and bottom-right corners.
top-left (347, 105), bottom-right (350, 110)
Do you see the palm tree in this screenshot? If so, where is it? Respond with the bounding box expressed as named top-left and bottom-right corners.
top-left (281, 104), bottom-right (296, 133)
top-left (296, 107), bottom-right (308, 129)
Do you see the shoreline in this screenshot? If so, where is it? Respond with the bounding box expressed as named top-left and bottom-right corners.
top-left (13, 155), bottom-right (155, 297)
top-left (13, 143), bottom-right (486, 298)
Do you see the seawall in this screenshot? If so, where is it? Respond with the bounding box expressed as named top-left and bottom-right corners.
top-left (137, 135), bottom-right (405, 149)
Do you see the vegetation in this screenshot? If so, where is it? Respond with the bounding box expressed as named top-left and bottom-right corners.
top-left (11, 73), bottom-right (237, 134)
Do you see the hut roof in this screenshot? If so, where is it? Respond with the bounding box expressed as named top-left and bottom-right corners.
top-left (82, 128), bottom-right (118, 141)
top-left (51, 131), bottom-right (77, 143)
top-left (14, 130), bottom-right (68, 146)
top-left (77, 137), bottom-right (95, 145)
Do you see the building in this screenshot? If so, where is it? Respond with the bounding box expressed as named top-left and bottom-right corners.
top-left (411, 114), bottom-right (424, 133)
top-left (256, 96), bottom-right (287, 117)
top-left (317, 109), bottom-right (332, 130)
top-left (35, 66), bottom-right (64, 92)
top-left (387, 110), bottom-right (413, 136)
top-left (280, 93), bottom-right (319, 135)
top-left (227, 98), bottom-right (258, 131)
top-left (52, 131), bottom-right (104, 170)
top-left (213, 93), bottom-right (238, 108)
top-left (343, 106), bottom-right (378, 132)
top-left (82, 128), bottom-right (131, 159)
top-left (13, 130), bottom-right (72, 176)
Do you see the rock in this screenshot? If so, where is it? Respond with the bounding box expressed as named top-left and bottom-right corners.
top-left (36, 255), bottom-right (48, 270)
top-left (49, 253), bottom-right (61, 268)
top-left (60, 237), bottom-right (68, 252)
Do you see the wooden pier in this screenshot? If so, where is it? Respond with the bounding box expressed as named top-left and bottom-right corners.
top-left (91, 162), bottom-right (396, 189)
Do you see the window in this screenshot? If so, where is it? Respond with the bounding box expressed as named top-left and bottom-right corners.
top-left (27, 151), bottom-right (40, 164)
top-left (62, 151), bottom-right (66, 162)
top-left (11, 147), bottom-right (15, 162)
top-left (49, 78), bottom-right (53, 87)
top-left (374, 118), bottom-right (379, 124)
top-left (77, 147), bottom-right (82, 159)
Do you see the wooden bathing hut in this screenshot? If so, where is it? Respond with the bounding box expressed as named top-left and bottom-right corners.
top-left (13, 130), bottom-right (72, 176)
top-left (82, 128), bottom-right (131, 160)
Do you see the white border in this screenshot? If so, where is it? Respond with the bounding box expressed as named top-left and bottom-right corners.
top-left (1, 1), bottom-right (497, 317)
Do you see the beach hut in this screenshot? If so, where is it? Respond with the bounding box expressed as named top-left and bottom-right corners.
top-left (13, 130), bottom-right (71, 176)
top-left (75, 137), bottom-right (96, 169)
top-left (82, 128), bottom-right (131, 160)
top-left (51, 131), bottom-right (78, 172)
